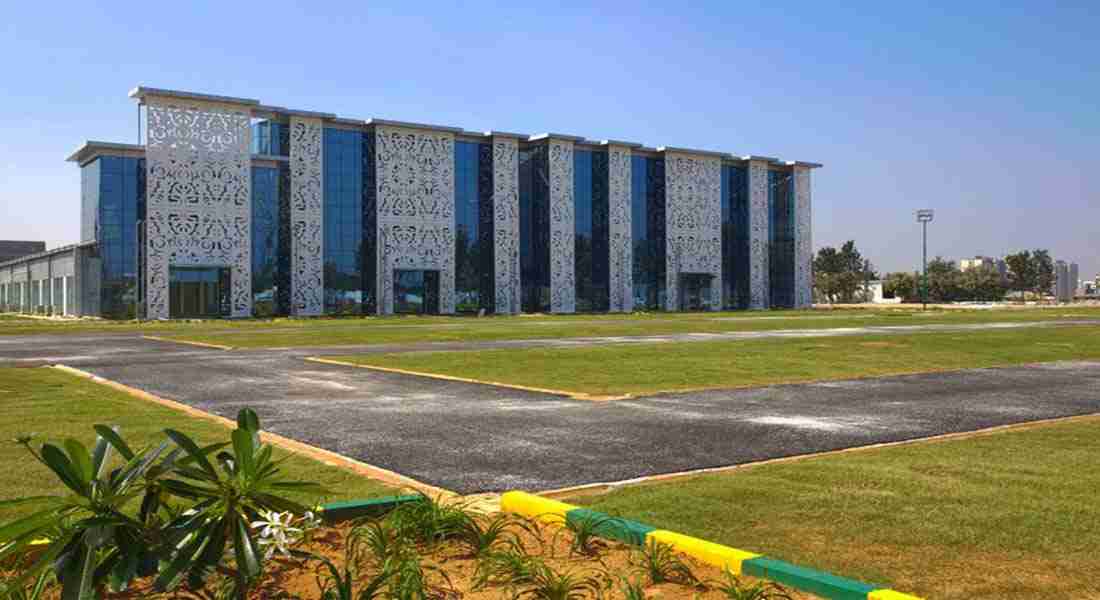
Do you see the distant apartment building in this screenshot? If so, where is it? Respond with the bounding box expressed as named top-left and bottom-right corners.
top-left (959, 256), bottom-right (1007, 281)
top-left (1054, 260), bottom-right (1079, 302)
top-left (0, 241), bottom-right (46, 263)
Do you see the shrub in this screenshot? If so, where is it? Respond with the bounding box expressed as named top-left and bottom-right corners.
top-left (631, 539), bottom-right (700, 587)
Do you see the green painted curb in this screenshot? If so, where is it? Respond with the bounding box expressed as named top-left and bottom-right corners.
top-left (742, 556), bottom-right (878, 600)
top-left (565, 507), bottom-right (655, 546)
top-left (319, 494), bottom-right (424, 523)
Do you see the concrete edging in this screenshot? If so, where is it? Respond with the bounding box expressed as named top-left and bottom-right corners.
top-left (49, 364), bottom-right (452, 498)
top-left (142, 335), bottom-right (234, 350)
top-left (305, 356), bottom-right (631, 401)
top-left (500, 491), bottom-right (922, 600)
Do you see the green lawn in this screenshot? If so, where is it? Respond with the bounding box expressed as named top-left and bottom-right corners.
top-left (138, 307), bottom-right (1100, 348)
top-left (0, 367), bottom-right (394, 522)
top-left (332, 325), bottom-right (1100, 397)
top-left (565, 416), bottom-right (1100, 599)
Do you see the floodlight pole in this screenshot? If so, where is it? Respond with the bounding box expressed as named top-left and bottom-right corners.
top-left (916, 210), bottom-right (934, 311)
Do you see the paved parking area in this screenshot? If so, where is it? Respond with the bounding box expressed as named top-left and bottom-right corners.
top-left (3, 330), bottom-right (1097, 493)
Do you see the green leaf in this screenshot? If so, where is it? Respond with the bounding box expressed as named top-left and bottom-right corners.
top-left (93, 425), bottom-right (134, 460)
top-left (63, 439), bottom-right (94, 487)
top-left (236, 408), bottom-right (260, 432)
top-left (0, 506), bottom-right (67, 544)
top-left (231, 428), bottom-right (255, 476)
top-left (59, 542), bottom-right (96, 600)
top-left (109, 549), bottom-right (139, 592)
top-left (187, 518), bottom-right (228, 589)
top-left (0, 495), bottom-right (64, 509)
top-left (164, 430), bottom-right (218, 479)
top-left (232, 514), bottom-right (261, 578)
top-left (92, 438), bottom-right (113, 483)
top-left (154, 521), bottom-right (215, 591)
top-left (40, 444), bottom-right (88, 496)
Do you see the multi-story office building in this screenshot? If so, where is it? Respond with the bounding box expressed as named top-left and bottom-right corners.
top-left (0, 87), bottom-right (820, 318)
top-left (1053, 260), bottom-right (1079, 302)
top-left (959, 255), bottom-right (1007, 281)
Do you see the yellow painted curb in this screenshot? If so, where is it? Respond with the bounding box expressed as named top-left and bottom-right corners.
top-left (646, 529), bottom-right (760, 575)
top-left (500, 491), bottom-right (576, 524)
top-left (305, 357), bottom-right (631, 401)
top-left (869, 590), bottom-right (924, 599)
top-left (49, 364), bottom-right (451, 498)
top-left (142, 335), bottom-right (234, 350)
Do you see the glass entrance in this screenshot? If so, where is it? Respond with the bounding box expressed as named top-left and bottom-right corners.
top-left (169, 267), bottom-right (230, 318)
top-left (678, 273), bottom-right (715, 312)
top-left (393, 270), bottom-right (440, 315)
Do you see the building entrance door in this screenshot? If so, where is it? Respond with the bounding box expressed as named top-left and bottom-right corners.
top-left (393, 270), bottom-right (440, 315)
top-left (169, 267), bottom-right (230, 318)
top-left (678, 273), bottom-right (715, 312)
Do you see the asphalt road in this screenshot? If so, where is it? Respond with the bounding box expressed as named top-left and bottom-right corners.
top-left (4, 328), bottom-right (1098, 493)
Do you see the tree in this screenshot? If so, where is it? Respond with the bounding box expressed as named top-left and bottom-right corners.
top-left (883, 272), bottom-right (917, 302)
top-left (959, 265), bottom-right (1007, 301)
top-left (813, 241), bottom-right (873, 304)
top-left (1033, 249), bottom-right (1055, 300)
top-left (926, 257), bottom-right (962, 302)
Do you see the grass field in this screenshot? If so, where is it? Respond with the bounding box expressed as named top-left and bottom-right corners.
top-left (331, 324), bottom-right (1100, 397)
top-left (566, 416), bottom-right (1100, 599)
top-left (3, 306), bottom-right (1094, 349)
top-left (0, 367), bottom-right (394, 522)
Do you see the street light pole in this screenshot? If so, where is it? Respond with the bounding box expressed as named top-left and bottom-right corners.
top-left (916, 209), bottom-right (934, 311)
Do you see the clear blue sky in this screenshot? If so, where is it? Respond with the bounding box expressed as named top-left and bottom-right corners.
top-left (1, 1), bottom-right (1097, 278)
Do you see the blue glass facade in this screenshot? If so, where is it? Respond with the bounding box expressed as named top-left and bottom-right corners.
top-left (361, 132), bottom-right (378, 314)
top-left (251, 166), bottom-right (282, 316)
top-left (631, 155), bottom-right (665, 309)
top-left (81, 156), bottom-right (144, 318)
top-left (721, 165), bottom-right (750, 309)
top-left (323, 128), bottom-right (364, 314)
top-left (251, 121), bottom-right (289, 156)
top-left (574, 150), bottom-right (610, 312)
top-left (454, 141), bottom-right (494, 312)
top-left (768, 169), bottom-right (795, 308)
top-left (519, 144), bottom-right (551, 312)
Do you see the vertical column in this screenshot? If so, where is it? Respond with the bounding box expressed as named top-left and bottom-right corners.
top-left (144, 96), bottom-right (253, 319)
top-left (664, 151), bottom-right (722, 312)
top-left (548, 139), bottom-right (576, 313)
top-left (289, 116), bottom-right (324, 316)
top-left (492, 136), bottom-right (521, 314)
top-left (748, 159), bottom-right (770, 309)
top-left (606, 145), bottom-right (633, 312)
top-left (793, 166), bottom-right (813, 308)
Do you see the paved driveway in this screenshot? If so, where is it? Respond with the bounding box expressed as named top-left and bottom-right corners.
top-left (3, 329), bottom-right (1099, 493)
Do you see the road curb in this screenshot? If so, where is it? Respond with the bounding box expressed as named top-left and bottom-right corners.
top-left (501, 491), bottom-right (922, 600)
top-left (305, 356), bottom-right (631, 401)
top-left (142, 335), bottom-right (234, 350)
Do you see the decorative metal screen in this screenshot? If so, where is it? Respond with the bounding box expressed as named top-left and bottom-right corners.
top-left (289, 117), bottom-right (324, 316)
top-left (664, 152), bottom-right (722, 311)
top-left (492, 137), bottom-right (521, 314)
top-left (607, 145), bottom-right (633, 312)
top-left (794, 166), bottom-right (813, 308)
top-left (748, 160), bottom-right (770, 309)
top-left (375, 125), bottom-right (456, 314)
top-left (548, 139), bottom-right (575, 313)
top-left (144, 97), bottom-right (252, 319)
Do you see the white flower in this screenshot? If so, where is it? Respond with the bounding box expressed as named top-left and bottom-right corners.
top-left (250, 510), bottom-right (303, 559)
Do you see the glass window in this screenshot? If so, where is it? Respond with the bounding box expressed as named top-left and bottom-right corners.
top-left (574, 150), bottom-right (609, 312)
top-left (323, 128), bottom-right (364, 314)
top-left (453, 141), bottom-right (492, 313)
top-left (631, 155), bottom-right (665, 310)
top-left (519, 144), bottom-right (550, 312)
top-left (768, 170), bottom-right (795, 308)
top-left (721, 165), bottom-right (750, 309)
top-left (251, 166), bottom-right (282, 316)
